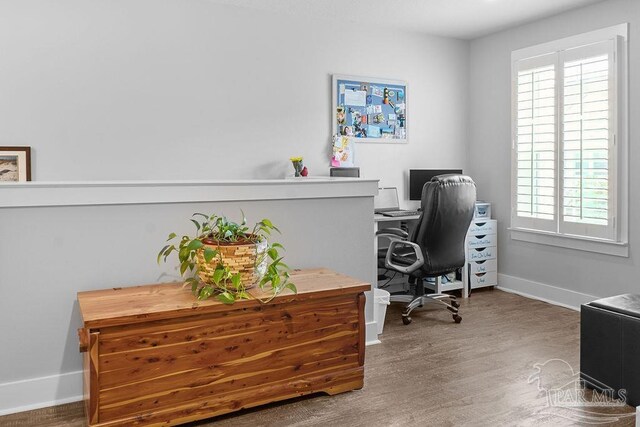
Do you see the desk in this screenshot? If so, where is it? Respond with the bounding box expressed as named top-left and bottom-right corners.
top-left (374, 213), bottom-right (468, 298)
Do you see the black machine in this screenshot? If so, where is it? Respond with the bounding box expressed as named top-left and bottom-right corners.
top-left (409, 169), bottom-right (463, 201)
top-left (330, 167), bottom-right (360, 178)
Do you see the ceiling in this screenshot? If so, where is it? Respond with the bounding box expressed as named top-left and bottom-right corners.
top-left (208, 0), bottom-right (606, 39)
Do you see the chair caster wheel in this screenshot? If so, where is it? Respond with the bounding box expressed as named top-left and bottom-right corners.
top-left (402, 316), bottom-right (412, 325)
top-left (453, 314), bottom-right (462, 323)
top-left (451, 301), bottom-right (460, 308)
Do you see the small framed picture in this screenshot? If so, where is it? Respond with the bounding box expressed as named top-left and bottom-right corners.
top-left (0, 146), bottom-right (31, 182)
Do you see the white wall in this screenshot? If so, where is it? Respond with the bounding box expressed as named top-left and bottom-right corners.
top-left (468, 0), bottom-right (639, 303)
top-left (0, 188), bottom-right (376, 414)
top-left (0, 0), bottom-right (472, 414)
top-left (0, 0), bottom-right (469, 205)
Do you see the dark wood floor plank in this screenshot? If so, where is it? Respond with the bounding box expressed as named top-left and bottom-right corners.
top-left (1, 289), bottom-right (635, 426)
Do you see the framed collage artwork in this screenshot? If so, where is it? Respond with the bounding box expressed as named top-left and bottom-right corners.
top-left (332, 74), bottom-right (407, 144)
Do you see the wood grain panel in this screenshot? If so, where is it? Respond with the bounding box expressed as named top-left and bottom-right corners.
top-left (99, 350), bottom-right (360, 421)
top-left (94, 367), bottom-right (363, 427)
top-left (98, 328), bottom-right (358, 405)
top-left (99, 322), bottom-right (358, 389)
top-left (78, 269), bottom-right (369, 329)
top-left (88, 332), bottom-right (100, 425)
top-left (357, 293), bottom-right (366, 367)
top-left (99, 296), bottom-right (356, 352)
top-left (97, 297), bottom-right (359, 421)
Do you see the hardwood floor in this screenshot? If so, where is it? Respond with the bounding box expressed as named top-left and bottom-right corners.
top-left (1, 288), bottom-right (635, 426)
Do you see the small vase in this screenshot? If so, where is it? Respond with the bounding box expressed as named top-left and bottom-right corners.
top-left (292, 162), bottom-right (303, 177)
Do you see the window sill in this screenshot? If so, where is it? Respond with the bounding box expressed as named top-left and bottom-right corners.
top-left (509, 227), bottom-right (628, 257)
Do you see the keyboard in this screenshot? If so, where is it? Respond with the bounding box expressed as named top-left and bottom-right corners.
top-left (381, 210), bottom-right (421, 217)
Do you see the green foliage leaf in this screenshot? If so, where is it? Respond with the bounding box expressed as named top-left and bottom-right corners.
top-left (157, 245), bottom-right (170, 264)
top-left (180, 260), bottom-right (190, 276)
top-left (166, 233), bottom-right (177, 241)
top-left (198, 285), bottom-right (213, 300)
top-left (230, 273), bottom-right (241, 289)
top-left (186, 239), bottom-right (204, 252)
top-left (184, 277), bottom-right (199, 293)
top-left (217, 292), bottom-right (235, 304)
top-left (270, 274), bottom-right (280, 287)
top-left (203, 247), bottom-right (218, 263)
top-left (267, 248), bottom-right (278, 260)
top-left (212, 266), bottom-right (225, 284)
top-left (190, 219), bottom-right (201, 231)
top-left (178, 246), bottom-right (190, 263)
top-left (285, 282), bottom-right (297, 294)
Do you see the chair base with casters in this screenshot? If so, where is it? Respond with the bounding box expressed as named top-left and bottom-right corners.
top-left (377, 228), bottom-right (463, 325)
top-left (388, 275), bottom-right (462, 325)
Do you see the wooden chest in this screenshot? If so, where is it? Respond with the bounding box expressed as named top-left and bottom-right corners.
top-left (77, 268), bottom-right (369, 426)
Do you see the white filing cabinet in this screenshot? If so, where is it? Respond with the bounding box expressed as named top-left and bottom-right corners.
top-left (465, 218), bottom-right (498, 290)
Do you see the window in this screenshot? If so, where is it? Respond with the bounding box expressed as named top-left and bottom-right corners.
top-left (511, 25), bottom-right (628, 254)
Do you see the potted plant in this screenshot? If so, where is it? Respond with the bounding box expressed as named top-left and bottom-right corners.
top-left (157, 212), bottom-right (296, 304)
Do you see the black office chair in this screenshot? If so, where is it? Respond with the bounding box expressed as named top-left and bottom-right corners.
top-left (377, 174), bottom-right (476, 325)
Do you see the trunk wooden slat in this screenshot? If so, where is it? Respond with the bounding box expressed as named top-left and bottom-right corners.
top-left (77, 268), bottom-right (369, 427)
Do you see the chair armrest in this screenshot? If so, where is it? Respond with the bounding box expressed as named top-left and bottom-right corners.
top-left (375, 228), bottom-right (409, 240)
top-left (385, 241), bottom-right (424, 274)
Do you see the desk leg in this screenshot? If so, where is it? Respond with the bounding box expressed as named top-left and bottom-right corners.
top-left (462, 262), bottom-right (469, 299)
top-left (373, 220), bottom-right (379, 289)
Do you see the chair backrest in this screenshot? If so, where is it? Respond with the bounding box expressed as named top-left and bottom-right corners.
top-left (410, 174), bottom-right (476, 276)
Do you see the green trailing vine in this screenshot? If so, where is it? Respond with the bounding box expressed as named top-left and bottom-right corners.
top-left (157, 212), bottom-right (296, 304)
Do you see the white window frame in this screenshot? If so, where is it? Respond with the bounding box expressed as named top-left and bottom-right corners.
top-left (510, 24), bottom-right (628, 257)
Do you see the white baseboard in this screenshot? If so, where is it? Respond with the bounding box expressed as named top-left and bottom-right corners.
top-left (0, 371), bottom-right (83, 416)
top-left (497, 273), bottom-right (599, 311)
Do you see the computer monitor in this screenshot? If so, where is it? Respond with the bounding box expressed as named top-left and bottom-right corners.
top-left (409, 169), bottom-right (463, 201)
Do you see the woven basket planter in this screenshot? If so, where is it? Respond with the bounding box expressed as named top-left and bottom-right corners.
top-left (196, 238), bottom-right (267, 289)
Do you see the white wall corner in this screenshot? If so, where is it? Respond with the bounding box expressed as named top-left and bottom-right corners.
top-left (0, 371), bottom-right (83, 416)
top-left (497, 273), bottom-right (599, 311)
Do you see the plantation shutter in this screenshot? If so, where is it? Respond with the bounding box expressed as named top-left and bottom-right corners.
top-left (512, 54), bottom-right (557, 232)
top-left (559, 40), bottom-right (617, 240)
